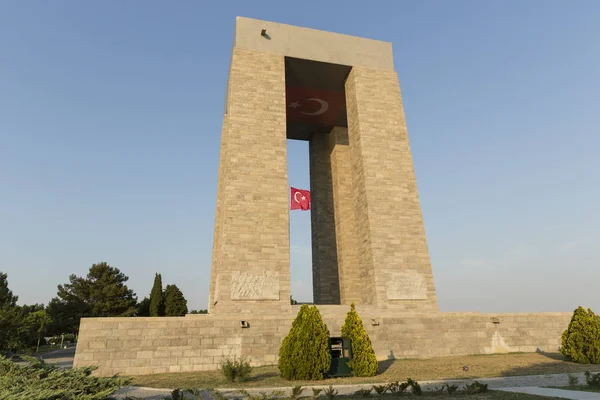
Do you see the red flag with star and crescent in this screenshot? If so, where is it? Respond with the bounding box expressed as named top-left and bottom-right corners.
top-left (286, 86), bottom-right (346, 126)
top-left (290, 187), bottom-right (311, 211)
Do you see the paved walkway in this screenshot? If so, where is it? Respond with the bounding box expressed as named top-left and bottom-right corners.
top-left (113, 371), bottom-right (600, 399)
top-left (498, 386), bottom-right (600, 400)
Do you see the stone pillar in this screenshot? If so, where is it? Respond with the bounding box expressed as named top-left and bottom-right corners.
top-left (309, 133), bottom-right (341, 304)
top-left (328, 127), bottom-right (365, 305)
top-left (209, 48), bottom-right (291, 314)
top-left (345, 67), bottom-right (438, 311)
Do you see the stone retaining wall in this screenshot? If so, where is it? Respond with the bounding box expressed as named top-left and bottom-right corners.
top-left (73, 308), bottom-right (571, 376)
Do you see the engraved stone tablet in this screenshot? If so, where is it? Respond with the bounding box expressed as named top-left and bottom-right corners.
top-left (231, 271), bottom-right (280, 300)
top-left (386, 270), bottom-right (428, 300)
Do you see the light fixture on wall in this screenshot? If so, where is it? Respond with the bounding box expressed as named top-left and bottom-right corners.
top-left (261, 28), bottom-right (267, 37)
top-left (240, 320), bottom-right (250, 328)
top-left (491, 317), bottom-right (500, 325)
top-left (371, 318), bottom-right (380, 326)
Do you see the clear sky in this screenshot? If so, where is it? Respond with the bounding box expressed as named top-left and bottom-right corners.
top-left (1, 1), bottom-right (599, 313)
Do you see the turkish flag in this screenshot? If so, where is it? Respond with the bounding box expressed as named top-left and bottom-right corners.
top-left (286, 86), bottom-right (346, 126)
top-left (290, 187), bottom-right (311, 211)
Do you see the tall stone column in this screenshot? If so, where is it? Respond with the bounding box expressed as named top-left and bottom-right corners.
top-left (328, 127), bottom-right (366, 305)
top-left (345, 67), bottom-right (438, 311)
top-left (309, 133), bottom-right (341, 304)
top-left (209, 48), bottom-right (291, 314)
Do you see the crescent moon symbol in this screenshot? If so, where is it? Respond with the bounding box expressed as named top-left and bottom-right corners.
top-left (301, 98), bottom-right (329, 116)
top-left (294, 191), bottom-right (303, 203)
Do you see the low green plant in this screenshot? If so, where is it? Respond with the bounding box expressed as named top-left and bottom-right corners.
top-left (444, 384), bottom-right (459, 395)
top-left (372, 385), bottom-right (388, 396)
top-left (406, 378), bottom-right (422, 395)
top-left (568, 374), bottom-right (580, 387)
top-left (220, 356), bottom-right (252, 383)
top-left (0, 355), bottom-right (130, 399)
top-left (585, 371), bottom-right (600, 388)
top-left (465, 381), bottom-right (488, 394)
top-left (387, 381), bottom-right (408, 396)
top-left (324, 386), bottom-right (338, 400)
top-left (311, 388), bottom-right (323, 400)
top-left (291, 386), bottom-right (304, 400)
top-left (354, 388), bottom-right (372, 397)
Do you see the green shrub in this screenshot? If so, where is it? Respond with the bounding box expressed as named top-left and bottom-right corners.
top-left (341, 304), bottom-right (378, 377)
top-left (324, 386), bottom-right (338, 400)
top-left (354, 388), bottom-right (372, 397)
top-left (290, 386), bottom-right (304, 400)
top-left (0, 355), bottom-right (129, 399)
top-left (311, 388), bottom-right (323, 399)
top-left (406, 378), bottom-right (422, 395)
top-left (219, 356), bottom-right (252, 382)
top-left (387, 381), bottom-right (408, 396)
top-left (585, 371), bottom-right (600, 388)
top-left (561, 306), bottom-right (600, 364)
top-left (444, 384), bottom-right (459, 395)
top-left (372, 385), bottom-right (388, 396)
top-left (568, 374), bottom-right (579, 387)
top-left (465, 381), bottom-right (488, 394)
top-left (278, 305), bottom-right (331, 380)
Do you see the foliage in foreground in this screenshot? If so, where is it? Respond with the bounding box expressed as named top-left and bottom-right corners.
top-left (278, 304), bottom-right (331, 380)
top-left (561, 306), bottom-right (600, 364)
top-left (341, 303), bottom-right (378, 377)
top-left (0, 355), bottom-right (130, 400)
top-left (220, 356), bottom-right (252, 383)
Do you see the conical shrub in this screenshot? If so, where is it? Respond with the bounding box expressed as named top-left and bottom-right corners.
top-left (278, 305), bottom-right (331, 380)
top-left (561, 306), bottom-right (600, 364)
top-left (341, 303), bottom-right (378, 377)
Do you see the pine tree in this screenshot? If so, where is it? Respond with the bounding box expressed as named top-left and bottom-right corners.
top-left (341, 303), bottom-right (378, 377)
top-left (164, 284), bottom-right (188, 316)
top-left (561, 306), bottom-right (600, 364)
top-left (46, 262), bottom-right (137, 335)
top-left (149, 273), bottom-right (165, 317)
top-left (278, 305), bottom-right (331, 380)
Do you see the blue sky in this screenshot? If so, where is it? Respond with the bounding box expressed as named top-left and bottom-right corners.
top-left (1, 1), bottom-right (598, 312)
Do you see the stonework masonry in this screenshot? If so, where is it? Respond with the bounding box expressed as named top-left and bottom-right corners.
top-left (208, 47), bottom-right (291, 314)
top-left (74, 17), bottom-right (574, 376)
top-left (74, 308), bottom-right (572, 376)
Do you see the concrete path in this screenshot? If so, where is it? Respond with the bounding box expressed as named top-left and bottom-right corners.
top-left (113, 371), bottom-right (600, 399)
top-left (40, 345), bottom-right (76, 369)
top-left (498, 386), bottom-right (600, 400)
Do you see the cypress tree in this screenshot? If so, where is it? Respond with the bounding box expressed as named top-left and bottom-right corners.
top-left (561, 306), bottom-right (600, 364)
top-left (341, 303), bottom-right (378, 377)
top-left (149, 273), bottom-right (165, 317)
top-left (164, 284), bottom-right (188, 316)
top-left (278, 305), bottom-right (331, 380)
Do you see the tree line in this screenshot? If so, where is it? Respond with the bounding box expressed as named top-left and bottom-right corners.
top-left (0, 262), bottom-right (208, 353)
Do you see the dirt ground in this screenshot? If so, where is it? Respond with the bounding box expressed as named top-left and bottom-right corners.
top-left (131, 352), bottom-right (600, 389)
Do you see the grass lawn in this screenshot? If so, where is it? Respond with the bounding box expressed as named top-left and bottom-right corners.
top-left (130, 352), bottom-right (600, 390)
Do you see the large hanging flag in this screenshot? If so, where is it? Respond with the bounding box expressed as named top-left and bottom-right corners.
top-left (290, 187), bottom-right (311, 211)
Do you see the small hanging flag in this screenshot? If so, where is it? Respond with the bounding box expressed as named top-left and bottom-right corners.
top-left (290, 187), bottom-right (311, 211)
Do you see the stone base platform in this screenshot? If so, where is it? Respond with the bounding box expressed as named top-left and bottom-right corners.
top-left (73, 305), bottom-right (571, 376)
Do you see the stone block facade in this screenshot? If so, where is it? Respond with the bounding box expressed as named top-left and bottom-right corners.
top-left (73, 17), bottom-right (572, 376)
top-left (208, 47), bottom-right (291, 315)
top-left (74, 308), bottom-right (571, 376)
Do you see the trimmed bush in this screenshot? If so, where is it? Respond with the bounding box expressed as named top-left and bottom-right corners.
top-left (341, 303), bottom-right (378, 377)
top-left (219, 356), bottom-right (252, 382)
top-left (278, 305), bottom-right (331, 380)
top-left (561, 306), bottom-right (600, 364)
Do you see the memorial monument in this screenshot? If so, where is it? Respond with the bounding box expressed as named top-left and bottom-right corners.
top-left (74, 17), bottom-right (571, 376)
